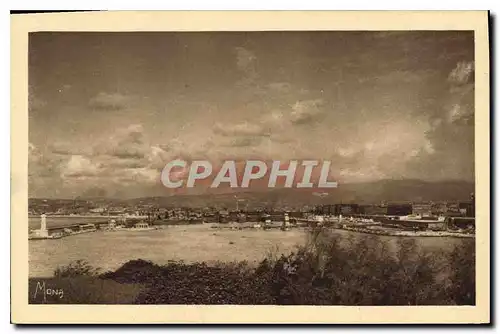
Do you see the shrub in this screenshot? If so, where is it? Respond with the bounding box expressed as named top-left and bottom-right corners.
top-left (445, 241), bottom-right (476, 305)
top-left (99, 259), bottom-right (164, 284)
top-left (256, 229), bottom-right (473, 305)
top-left (53, 260), bottom-right (101, 278)
top-left (82, 229), bottom-right (476, 305)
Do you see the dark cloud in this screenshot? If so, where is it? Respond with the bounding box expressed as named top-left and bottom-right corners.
top-left (27, 32), bottom-right (476, 197)
top-left (235, 47), bottom-right (257, 75)
top-left (92, 124), bottom-right (147, 159)
top-left (234, 46), bottom-right (259, 88)
top-left (81, 186), bottom-right (108, 198)
top-left (226, 136), bottom-right (263, 147)
top-left (49, 142), bottom-right (89, 156)
top-left (406, 60), bottom-right (475, 181)
top-left (268, 82), bottom-right (292, 92)
top-left (448, 61), bottom-right (474, 85)
top-left (29, 96), bottom-right (47, 111)
top-left (213, 121), bottom-right (270, 137)
top-left (106, 158), bottom-right (145, 169)
top-left (89, 92), bottom-right (129, 110)
top-left (290, 99), bottom-right (325, 125)
top-left (110, 147), bottom-right (147, 160)
top-left (119, 125), bottom-right (144, 145)
top-left (372, 69), bottom-right (437, 85)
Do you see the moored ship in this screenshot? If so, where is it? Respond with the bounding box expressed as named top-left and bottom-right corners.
top-left (122, 222), bottom-right (156, 231)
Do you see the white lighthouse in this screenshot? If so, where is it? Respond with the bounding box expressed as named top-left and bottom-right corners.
top-left (281, 212), bottom-right (291, 231)
top-left (40, 214), bottom-right (47, 231)
top-left (32, 214), bottom-right (49, 238)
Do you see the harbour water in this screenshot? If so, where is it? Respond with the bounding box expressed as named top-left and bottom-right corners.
top-left (28, 221), bottom-right (472, 277)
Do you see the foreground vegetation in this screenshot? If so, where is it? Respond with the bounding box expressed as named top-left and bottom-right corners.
top-left (30, 229), bottom-right (475, 305)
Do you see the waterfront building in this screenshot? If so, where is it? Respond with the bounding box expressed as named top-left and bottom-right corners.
top-left (381, 218), bottom-right (447, 231)
top-left (90, 207), bottom-right (105, 213)
top-left (360, 204), bottom-right (387, 215)
top-left (431, 202), bottom-right (449, 215)
top-left (314, 204), bottom-right (360, 216)
top-left (336, 204), bottom-right (360, 216)
top-left (134, 222), bottom-right (150, 229)
top-left (447, 217), bottom-right (475, 230)
top-left (459, 201), bottom-right (475, 217)
top-left (387, 203), bottom-right (413, 216)
top-left (79, 223), bottom-right (97, 232)
top-left (412, 203), bottom-right (432, 217)
top-left (444, 202), bottom-right (461, 215)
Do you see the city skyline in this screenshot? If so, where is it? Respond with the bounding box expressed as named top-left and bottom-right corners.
top-left (29, 31), bottom-right (475, 198)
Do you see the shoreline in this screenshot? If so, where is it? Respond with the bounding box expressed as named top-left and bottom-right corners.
top-left (29, 224), bottom-right (473, 278)
top-left (208, 222), bottom-right (475, 238)
top-left (29, 214), bottom-right (147, 219)
top-left (340, 226), bottom-right (474, 238)
top-left (28, 220), bottom-right (475, 240)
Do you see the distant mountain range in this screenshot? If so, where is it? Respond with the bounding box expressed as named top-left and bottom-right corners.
top-left (121, 179), bottom-right (476, 208)
top-left (30, 179), bottom-right (475, 209)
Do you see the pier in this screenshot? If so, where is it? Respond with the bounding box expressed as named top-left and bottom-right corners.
top-left (28, 215), bottom-right (148, 240)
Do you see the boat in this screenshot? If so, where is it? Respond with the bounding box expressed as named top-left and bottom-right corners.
top-left (103, 220), bottom-right (126, 231)
top-left (74, 223), bottom-right (97, 234)
top-left (28, 233), bottom-right (63, 240)
top-left (122, 222), bottom-right (156, 231)
top-left (104, 224), bottom-right (127, 231)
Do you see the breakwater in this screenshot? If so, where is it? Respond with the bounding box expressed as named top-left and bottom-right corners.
top-left (341, 226), bottom-right (474, 238)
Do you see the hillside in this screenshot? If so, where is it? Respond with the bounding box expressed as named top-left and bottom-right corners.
top-left (123, 179), bottom-right (475, 209)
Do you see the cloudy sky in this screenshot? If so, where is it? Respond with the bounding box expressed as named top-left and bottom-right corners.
top-left (28, 31), bottom-right (474, 198)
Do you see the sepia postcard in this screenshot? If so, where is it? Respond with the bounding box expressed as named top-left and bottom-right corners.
top-left (11, 11), bottom-right (490, 324)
